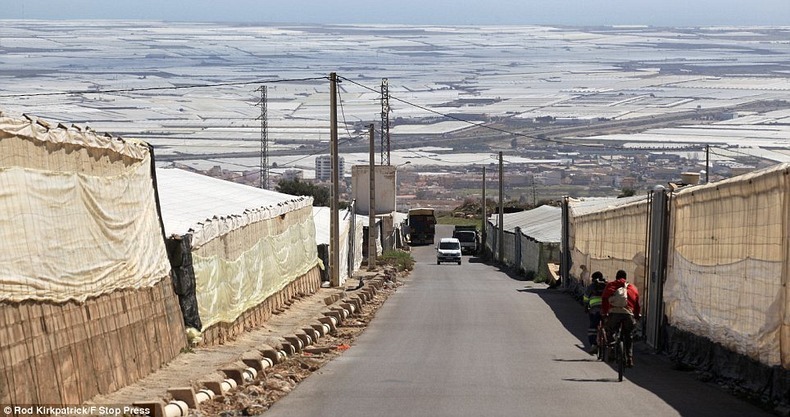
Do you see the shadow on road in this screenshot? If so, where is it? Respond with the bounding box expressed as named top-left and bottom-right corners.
top-left (514, 285), bottom-right (774, 417)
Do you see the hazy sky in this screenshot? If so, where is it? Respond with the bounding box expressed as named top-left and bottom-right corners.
top-left (1, 0), bottom-right (789, 26)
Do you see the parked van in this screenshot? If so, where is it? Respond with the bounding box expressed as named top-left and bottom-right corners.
top-left (436, 237), bottom-right (462, 265)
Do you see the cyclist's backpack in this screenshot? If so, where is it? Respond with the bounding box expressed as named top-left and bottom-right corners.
top-left (609, 283), bottom-right (629, 308)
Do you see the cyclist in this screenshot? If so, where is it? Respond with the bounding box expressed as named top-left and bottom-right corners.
top-left (583, 271), bottom-right (607, 355)
top-left (601, 270), bottom-right (641, 367)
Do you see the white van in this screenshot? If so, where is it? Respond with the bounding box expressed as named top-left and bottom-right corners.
top-left (436, 237), bottom-right (462, 265)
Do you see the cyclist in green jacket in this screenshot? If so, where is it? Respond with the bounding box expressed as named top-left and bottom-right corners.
top-left (583, 271), bottom-right (606, 355)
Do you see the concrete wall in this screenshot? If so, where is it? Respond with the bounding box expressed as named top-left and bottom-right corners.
top-left (352, 165), bottom-right (397, 215)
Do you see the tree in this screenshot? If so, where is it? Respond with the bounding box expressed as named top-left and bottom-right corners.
top-left (276, 179), bottom-right (330, 206)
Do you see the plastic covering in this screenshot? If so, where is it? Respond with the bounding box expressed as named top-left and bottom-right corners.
top-left (155, 167), bottom-right (320, 330)
top-left (568, 195), bottom-right (650, 291)
top-left (0, 116), bottom-right (170, 302)
top-left (566, 164), bottom-right (790, 370)
top-left (312, 206), bottom-right (364, 284)
top-left (166, 235), bottom-right (202, 330)
top-left (192, 205), bottom-right (318, 329)
top-left (665, 163), bottom-right (790, 368)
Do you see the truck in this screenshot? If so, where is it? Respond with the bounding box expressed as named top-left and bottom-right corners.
top-left (407, 207), bottom-right (436, 245)
top-left (452, 225), bottom-right (479, 255)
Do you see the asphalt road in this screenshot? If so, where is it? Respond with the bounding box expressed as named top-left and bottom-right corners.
top-left (263, 225), bottom-right (773, 417)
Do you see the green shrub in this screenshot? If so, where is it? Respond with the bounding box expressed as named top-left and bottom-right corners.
top-left (378, 250), bottom-right (415, 272)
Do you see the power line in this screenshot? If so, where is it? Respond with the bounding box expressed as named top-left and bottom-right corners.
top-left (0, 76), bottom-right (329, 98)
top-left (337, 75), bottom-right (643, 151)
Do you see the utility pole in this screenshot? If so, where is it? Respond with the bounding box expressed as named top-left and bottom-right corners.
top-left (368, 124), bottom-right (377, 270)
top-left (498, 152), bottom-right (504, 263)
top-left (705, 144), bottom-right (710, 183)
top-left (330, 73), bottom-right (340, 287)
top-left (531, 177), bottom-right (537, 207)
top-left (380, 78), bottom-right (391, 166)
top-left (255, 85), bottom-right (269, 189)
top-left (481, 167), bottom-right (487, 257)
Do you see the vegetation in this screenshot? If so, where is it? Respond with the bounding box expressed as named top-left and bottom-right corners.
top-left (377, 250), bottom-right (415, 272)
top-left (276, 179), bottom-right (330, 206)
top-left (437, 215), bottom-right (481, 227)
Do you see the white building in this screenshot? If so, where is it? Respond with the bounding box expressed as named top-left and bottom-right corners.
top-left (315, 155), bottom-right (345, 181)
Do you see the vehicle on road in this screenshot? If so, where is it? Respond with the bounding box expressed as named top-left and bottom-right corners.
top-left (436, 237), bottom-right (462, 265)
top-left (408, 207), bottom-right (436, 245)
top-left (452, 225), bottom-right (479, 255)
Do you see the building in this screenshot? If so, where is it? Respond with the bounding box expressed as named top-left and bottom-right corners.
top-left (315, 155), bottom-right (345, 181)
top-left (282, 169), bottom-right (304, 182)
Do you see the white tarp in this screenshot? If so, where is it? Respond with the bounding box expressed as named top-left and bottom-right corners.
top-left (0, 116), bottom-right (170, 302)
top-left (155, 167), bottom-right (320, 329)
top-left (312, 206), bottom-right (364, 284)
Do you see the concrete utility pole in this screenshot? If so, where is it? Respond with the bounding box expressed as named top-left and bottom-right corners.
top-left (368, 123), bottom-right (377, 270)
top-left (498, 152), bottom-right (504, 263)
top-left (705, 144), bottom-right (710, 183)
top-left (330, 73), bottom-right (340, 287)
top-left (481, 166), bottom-right (487, 256)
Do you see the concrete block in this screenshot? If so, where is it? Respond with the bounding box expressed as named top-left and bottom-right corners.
top-left (302, 327), bottom-right (320, 341)
top-left (345, 298), bottom-right (363, 313)
top-left (221, 368), bottom-right (245, 386)
top-left (318, 316), bottom-right (337, 333)
top-left (311, 323), bottom-right (327, 337)
top-left (132, 401), bottom-right (165, 417)
top-left (280, 341), bottom-right (295, 356)
top-left (242, 358), bottom-right (268, 372)
top-left (283, 336), bottom-right (302, 352)
top-left (323, 310), bottom-right (343, 323)
top-left (258, 346), bottom-right (281, 364)
top-left (168, 387), bottom-right (198, 409)
top-left (295, 332), bottom-right (311, 347)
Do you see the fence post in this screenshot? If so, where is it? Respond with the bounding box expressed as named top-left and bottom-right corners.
top-left (645, 185), bottom-right (669, 350)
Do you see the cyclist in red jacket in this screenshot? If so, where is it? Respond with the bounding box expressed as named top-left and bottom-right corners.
top-left (601, 270), bottom-right (641, 367)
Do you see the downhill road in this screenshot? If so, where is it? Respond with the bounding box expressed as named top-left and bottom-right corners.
top-left (262, 225), bottom-right (772, 417)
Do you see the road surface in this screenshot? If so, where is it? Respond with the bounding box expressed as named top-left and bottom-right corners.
top-left (262, 225), bottom-right (772, 417)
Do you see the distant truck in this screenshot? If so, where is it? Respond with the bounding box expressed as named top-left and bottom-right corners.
top-left (452, 225), bottom-right (479, 255)
top-left (407, 207), bottom-right (436, 245)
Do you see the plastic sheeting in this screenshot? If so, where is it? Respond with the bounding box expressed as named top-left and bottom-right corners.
top-left (166, 235), bottom-right (202, 330)
top-left (154, 168), bottom-right (313, 251)
top-left (666, 163), bottom-right (790, 368)
top-left (313, 206), bottom-right (364, 285)
top-left (154, 168), bottom-right (320, 331)
top-left (568, 195), bottom-right (650, 293)
top-left (192, 205), bottom-right (319, 329)
top-left (0, 116), bottom-right (171, 302)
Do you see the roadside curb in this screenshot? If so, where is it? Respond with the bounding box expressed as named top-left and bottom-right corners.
top-left (128, 274), bottom-right (392, 417)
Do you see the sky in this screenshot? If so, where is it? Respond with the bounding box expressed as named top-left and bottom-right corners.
top-left (1, 0), bottom-right (789, 26)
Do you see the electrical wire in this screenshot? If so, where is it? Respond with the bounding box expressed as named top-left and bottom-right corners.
top-left (0, 76), bottom-right (329, 98)
top-left (337, 75), bottom-right (578, 147)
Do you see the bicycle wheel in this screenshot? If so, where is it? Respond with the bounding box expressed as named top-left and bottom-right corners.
top-left (596, 326), bottom-right (606, 361)
top-left (616, 337), bottom-right (625, 382)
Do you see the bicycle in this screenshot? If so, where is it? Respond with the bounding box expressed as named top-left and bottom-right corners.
top-left (607, 322), bottom-right (626, 382)
top-left (595, 321), bottom-right (606, 361)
